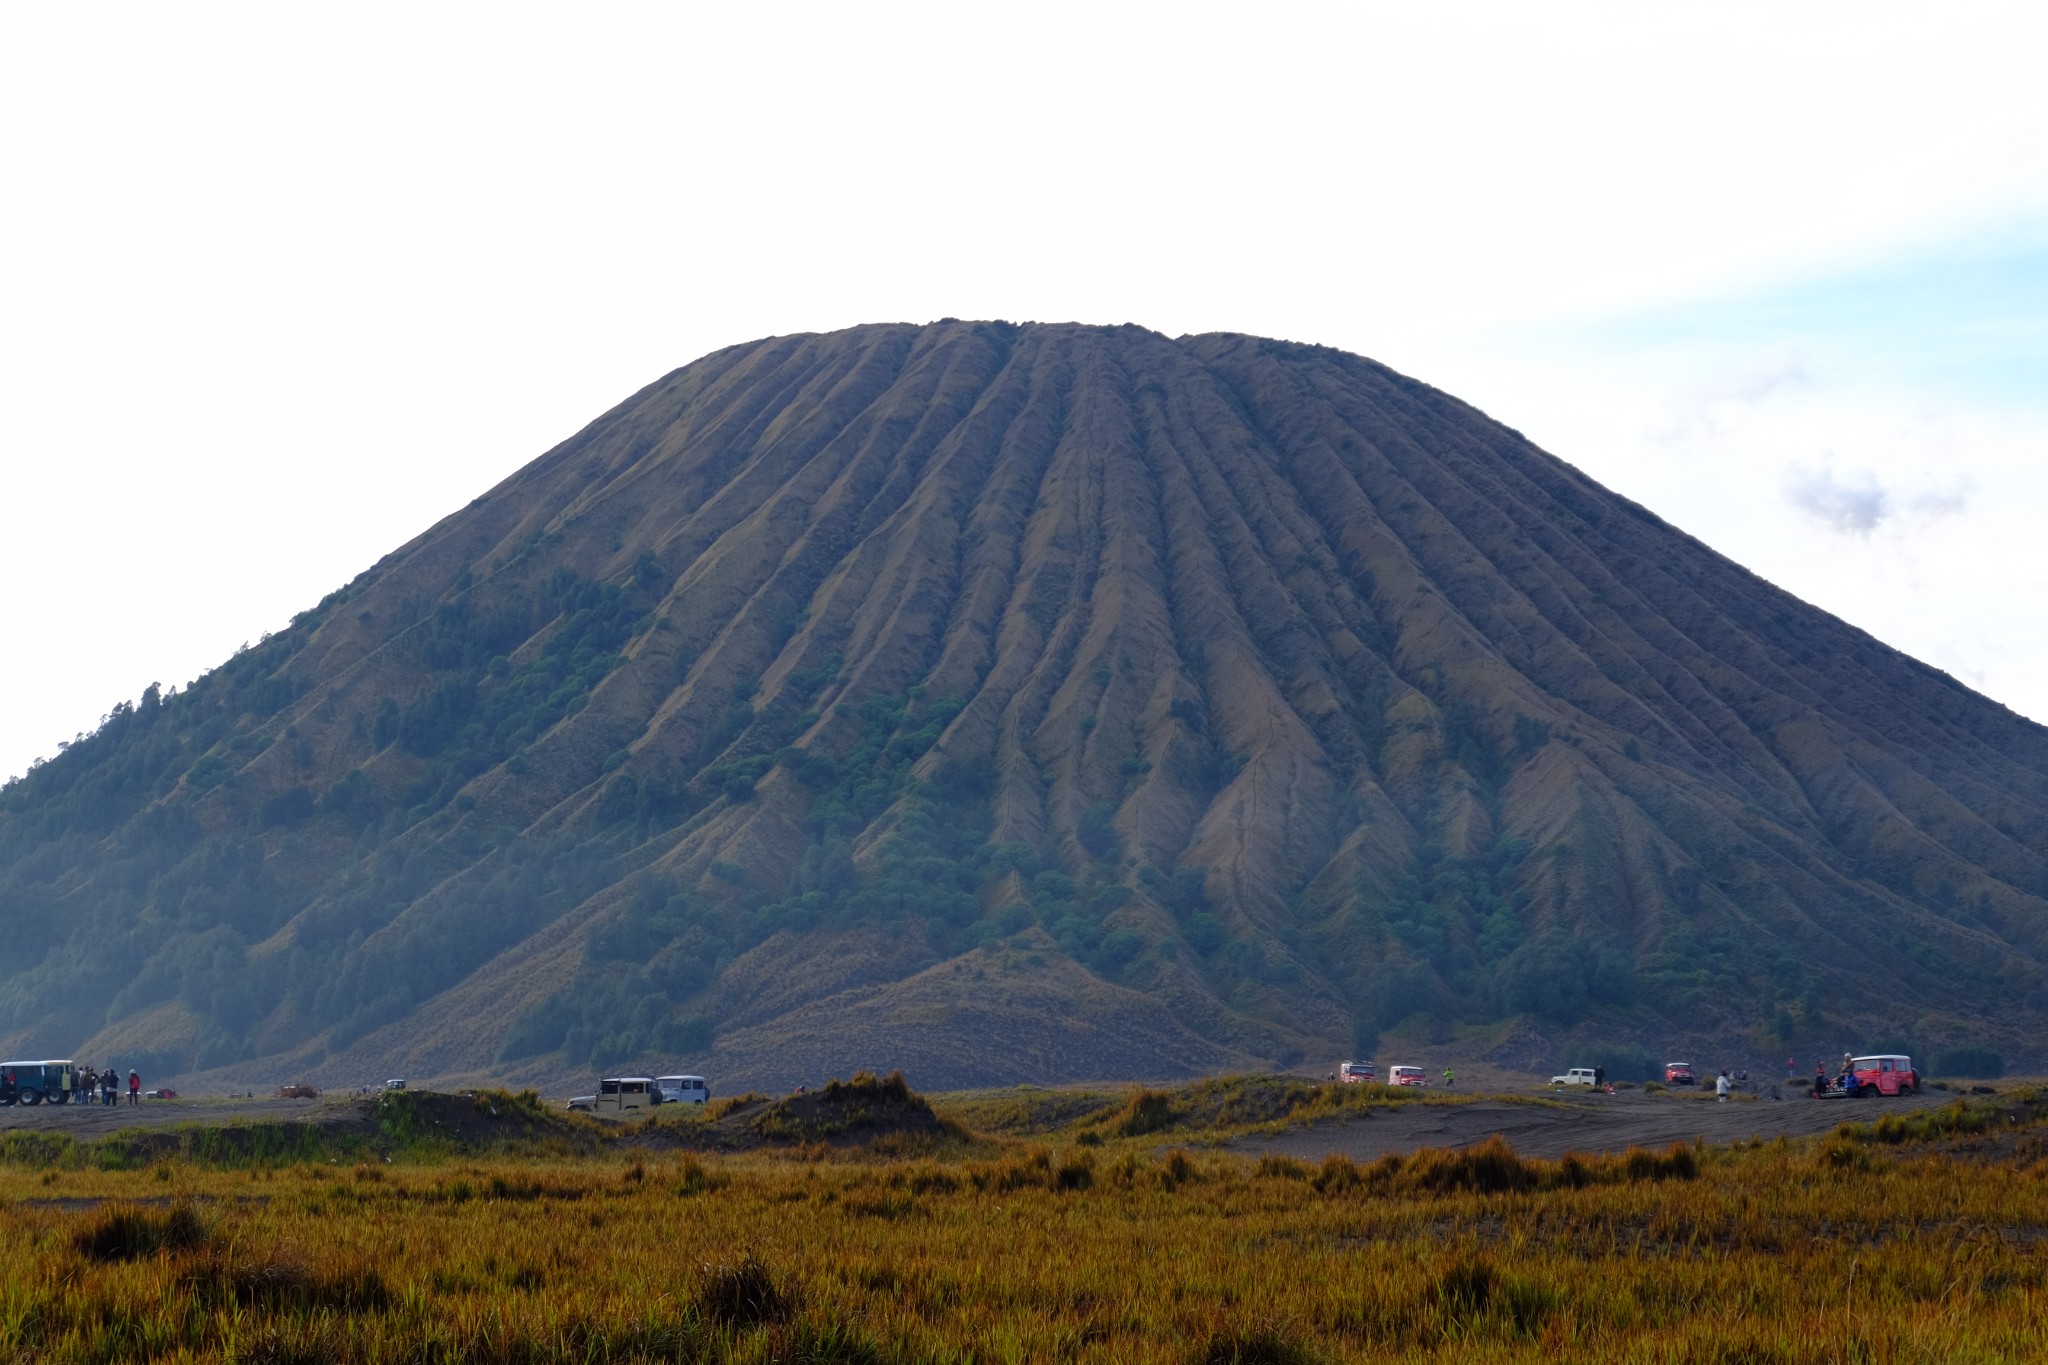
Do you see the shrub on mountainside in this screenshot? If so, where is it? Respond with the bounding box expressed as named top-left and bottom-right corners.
top-left (1581, 1044), bottom-right (1656, 1084)
top-left (499, 981), bottom-right (713, 1068)
top-left (1502, 933), bottom-right (1636, 1026)
top-left (1935, 1047), bottom-right (2003, 1079)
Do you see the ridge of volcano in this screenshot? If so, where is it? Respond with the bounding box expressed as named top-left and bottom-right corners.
top-left (5, 320), bottom-right (2044, 1090)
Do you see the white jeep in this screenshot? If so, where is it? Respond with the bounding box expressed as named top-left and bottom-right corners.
top-left (1551, 1067), bottom-right (1598, 1087)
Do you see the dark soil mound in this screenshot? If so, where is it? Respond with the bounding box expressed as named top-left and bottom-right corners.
top-left (645, 1070), bottom-right (954, 1152)
top-left (364, 1089), bottom-right (599, 1154)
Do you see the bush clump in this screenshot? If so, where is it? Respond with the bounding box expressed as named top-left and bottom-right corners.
top-left (1158, 1149), bottom-right (1197, 1189)
top-left (184, 1246), bottom-right (392, 1312)
top-left (1311, 1154), bottom-right (1360, 1193)
top-left (696, 1253), bottom-right (796, 1327)
top-left (1936, 1047), bottom-right (2005, 1080)
top-left (1406, 1136), bottom-right (1537, 1195)
top-left (1188, 1323), bottom-right (1318, 1365)
top-left (1110, 1089), bottom-right (1182, 1138)
top-left (1840, 1098), bottom-right (1997, 1147)
top-left (1432, 1253), bottom-right (1556, 1337)
top-left (1305, 1137), bottom-right (1699, 1198)
top-left (72, 1202), bottom-right (209, 1262)
top-left (823, 1069), bottom-right (913, 1103)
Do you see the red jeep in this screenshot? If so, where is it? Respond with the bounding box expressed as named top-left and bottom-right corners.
top-left (1663, 1061), bottom-right (1696, 1087)
top-left (1847, 1055), bottom-right (1918, 1097)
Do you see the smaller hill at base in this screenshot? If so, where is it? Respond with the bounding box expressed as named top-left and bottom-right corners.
top-left (642, 1069), bottom-right (959, 1152)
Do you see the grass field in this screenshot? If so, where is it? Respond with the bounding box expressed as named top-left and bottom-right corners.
top-left (1, 1075), bottom-right (2042, 1363)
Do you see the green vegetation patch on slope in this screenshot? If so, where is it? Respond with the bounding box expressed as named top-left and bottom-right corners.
top-left (0, 564), bottom-right (660, 1072)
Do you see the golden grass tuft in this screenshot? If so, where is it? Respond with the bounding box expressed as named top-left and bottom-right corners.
top-left (1187, 1322), bottom-right (1318, 1364)
top-left (696, 1251), bottom-right (796, 1328)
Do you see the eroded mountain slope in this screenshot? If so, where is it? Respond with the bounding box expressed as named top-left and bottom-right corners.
top-left (4, 321), bottom-right (2045, 1090)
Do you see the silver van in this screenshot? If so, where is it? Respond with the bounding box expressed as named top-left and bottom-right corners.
top-left (656, 1075), bottom-right (710, 1105)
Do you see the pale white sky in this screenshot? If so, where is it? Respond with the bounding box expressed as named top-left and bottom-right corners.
top-left (4, 4), bottom-right (2046, 783)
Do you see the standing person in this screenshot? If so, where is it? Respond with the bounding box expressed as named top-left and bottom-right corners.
top-left (2, 1068), bottom-right (14, 1105)
top-left (1716, 1070), bottom-right (1731, 1103)
top-left (128, 1070), bottom-right (141, 1105)
top-left (103, 1068), bottom-right (118, 1106)
top-left (1787, 1056), bottom-right (1796, 1083)
top-left (1594, 1065), bottom-right (1606, 1092)
top-left (1443, 1067), bottom-right (1455, 1088)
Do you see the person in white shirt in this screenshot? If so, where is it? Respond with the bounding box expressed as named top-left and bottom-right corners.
top-left (1716, 1071), bottom-right (1731, 1102)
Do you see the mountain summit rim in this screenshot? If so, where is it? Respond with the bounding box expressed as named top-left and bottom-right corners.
top-left (3, 320), bottom-right (2044, 1091)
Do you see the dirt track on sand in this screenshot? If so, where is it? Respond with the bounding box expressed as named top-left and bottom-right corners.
top-left (1231, 1086), bottom-right (1957, 1162)
top-left (0, 1086), bottom-right (1967, 1160)
top-left (0, 1096), bottom-right (357, 1138)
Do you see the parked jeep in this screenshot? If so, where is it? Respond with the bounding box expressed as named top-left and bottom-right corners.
top-left (1847, 1055), bottom-right (1919, 1097)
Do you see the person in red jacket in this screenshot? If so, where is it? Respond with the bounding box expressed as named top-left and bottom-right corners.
top-left (128, 1070), bottom-right (141, 1105)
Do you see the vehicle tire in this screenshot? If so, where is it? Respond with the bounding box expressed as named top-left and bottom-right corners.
top-left (21, 1088), bottom-right (41, 1106)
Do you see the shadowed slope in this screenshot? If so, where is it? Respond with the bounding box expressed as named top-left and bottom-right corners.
top-left (4, 321), bottom-right (2045, 1091)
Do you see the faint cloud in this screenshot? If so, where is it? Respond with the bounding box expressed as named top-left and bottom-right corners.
top-left (1654, 350), bottom-right (1808, 444)
top-left (1906, 488), bottom-right (1967, 520)
top-left (1783, 463), bottom-right (1968, 536)
top-left (1786, 464), bottom-right (1888, 533)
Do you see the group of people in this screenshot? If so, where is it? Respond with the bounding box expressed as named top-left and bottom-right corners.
top-left (1810, 1053), bottom-right (1863, 1098)
top-left (79, 1065), bottom-right (143, 1105)
top-left (0, 1064), bottom-right (141, 1105)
